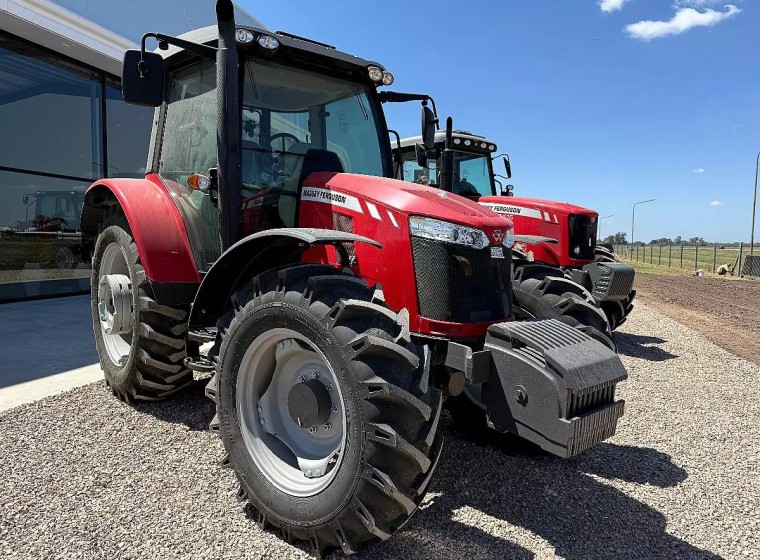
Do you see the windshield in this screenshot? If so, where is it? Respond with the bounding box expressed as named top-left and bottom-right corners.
top-left (240, 58), bottom-right (387, 232)
top-left (401, 149), bottom-right (495, 197)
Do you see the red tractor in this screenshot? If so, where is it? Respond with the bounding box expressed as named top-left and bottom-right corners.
top-left (395, 129), bottom-right (636, 330)
top-left (81, 2), bottom-right (627, 555)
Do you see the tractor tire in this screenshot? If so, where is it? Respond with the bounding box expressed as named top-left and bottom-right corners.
top-left (512, 263), bottom-right (614, 349)
top-left (448, 262), bottom-right (614, 437)
top-left (207, 264), bottom-right (443, 556)
top-left (90, 206), bottom-right (193, 401)
top-left (594, 247), bottom-right (636, 330)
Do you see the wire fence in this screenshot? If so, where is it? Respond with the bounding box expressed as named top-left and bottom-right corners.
top-left (612, 243), bottom-right (755, 276)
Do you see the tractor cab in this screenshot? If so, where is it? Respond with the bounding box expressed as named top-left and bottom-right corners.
top-left (129, 24), bottom-right (397, 271)
top-left (397, 130), bottom-right (498, 197)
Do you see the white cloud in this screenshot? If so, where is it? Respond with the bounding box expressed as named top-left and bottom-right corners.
top-left (693, 168), bottom-right (705, 173)
top-left (599, 0), bottom-right (631, 13)
top-left (710, 200), bottom-right (723, 206)
top-left (625, 4), bottom-right (742, 41)
top-left (673, 0), bottom-right (724, 7)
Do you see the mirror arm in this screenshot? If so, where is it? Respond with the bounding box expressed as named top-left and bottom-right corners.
top-left (379, 91), bottom-right (439, 120)
top-left (140, 33), bottom-right (218, 67)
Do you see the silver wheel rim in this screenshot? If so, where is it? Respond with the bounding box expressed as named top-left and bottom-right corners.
top-left (237, 328), bottom-right (347, 497)
top-left (97, 243), bottom-right (133, 365)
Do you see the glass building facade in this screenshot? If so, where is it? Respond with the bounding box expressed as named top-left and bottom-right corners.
top-left (0, 1), bottom-right (262, 301)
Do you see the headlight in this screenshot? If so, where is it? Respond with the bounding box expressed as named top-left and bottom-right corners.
top-left (367, 66), bottom-right (384, 83)
top-left (257, 34), bottom-right (280, 50)
top-left (573, 246), bottom-right (581, 256)
top-left (235, 29), bottom-right (254, 44)
top-left (409, 216), bottom-right (490, 250)
top-left (503, 228), bottom-right (515, 249)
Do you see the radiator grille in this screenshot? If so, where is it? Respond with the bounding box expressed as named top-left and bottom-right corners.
top-left (411, 237), bottom-right (508, 323)
top-left (566, 380), bottom-right (618, 418)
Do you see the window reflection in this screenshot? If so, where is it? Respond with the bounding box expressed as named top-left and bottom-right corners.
top-left (0, 33), bottom-right (154, 299)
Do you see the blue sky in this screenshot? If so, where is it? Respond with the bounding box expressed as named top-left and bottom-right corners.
top-left (242, 0), bottom-right (758, 243)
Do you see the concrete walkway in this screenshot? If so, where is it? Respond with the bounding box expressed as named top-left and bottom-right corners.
top-left (0, 295), bottom-right (102, 412)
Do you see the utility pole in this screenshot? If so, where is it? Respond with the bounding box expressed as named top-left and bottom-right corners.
top-left (751, 151), bottom-right (759, 255)
top-left (598, 214), bottom-right (614, 241)
top-left (631, 199), bottom-right (655, 250)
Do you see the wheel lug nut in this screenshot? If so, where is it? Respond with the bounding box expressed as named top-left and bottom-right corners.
top-left (312, 371), bottom-right (320, 379)
top-left (326, 384), bottom-right (333, 392)
top-left (331, 405), bottom-right (338, 413)
top-left (298, 375), bottom-right (306, 383)
top-left (259, 417), bottom-right (265, 425)
top-left (324, 423), bottom-right (331, 431)
top-left (309, 426), bottom-right (317, 434)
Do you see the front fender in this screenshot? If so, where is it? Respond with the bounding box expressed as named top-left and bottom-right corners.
top-left (188, 228), bottom-right (381, 328)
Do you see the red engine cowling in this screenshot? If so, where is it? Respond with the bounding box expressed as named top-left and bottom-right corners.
top-left (477, 195), bottom-right (598, 267)
top-left (297, 172), bottom-right (514, 340)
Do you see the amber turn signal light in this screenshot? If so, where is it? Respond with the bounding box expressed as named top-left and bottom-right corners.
top-left (187, 173), bottom-right (210, 191)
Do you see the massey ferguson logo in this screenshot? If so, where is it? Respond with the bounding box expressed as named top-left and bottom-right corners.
top-left (492, 230), bottom-right (504, 243)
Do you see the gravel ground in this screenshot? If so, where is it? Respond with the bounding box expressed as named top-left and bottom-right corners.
top-left (1, 302), bottom-right (758, 560)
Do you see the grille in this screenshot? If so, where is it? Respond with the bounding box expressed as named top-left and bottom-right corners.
top-left (411, 237), bottom-right (508, 323)
top-left (566, 380), bottom-right (618, 418)
top-left (589, 262), bottom-right (636, 301)
top-left (332, 213), bottom-right (355, 266)
top-left (568, 214), bottom-right (597, 261)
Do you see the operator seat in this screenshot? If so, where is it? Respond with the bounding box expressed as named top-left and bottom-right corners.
top-left (242, 140), bottom-right (261, 184)
top-left (277, 142), bottom-right (311, 227)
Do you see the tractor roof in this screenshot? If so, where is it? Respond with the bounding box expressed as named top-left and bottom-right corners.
top-left (398, 130), bottom-right (498, 153)
top-left (160, 25), bottom-right (385, 76)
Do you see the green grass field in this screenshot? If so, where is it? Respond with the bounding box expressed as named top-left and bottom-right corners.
top-left (613, 245), bottom-right (744, 274)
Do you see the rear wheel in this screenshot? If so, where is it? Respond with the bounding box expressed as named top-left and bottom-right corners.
top-left (207, 264), bottom-right (443, 556)
top-left (90, 206), bottom-right (193, 401)
top-left (594, 247), bottom-right (636, 330)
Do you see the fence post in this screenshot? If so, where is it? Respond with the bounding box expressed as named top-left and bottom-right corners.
top-left (636, 245), bottom-right (639, 261)
top-left (669, 244), bottom-right (672, 267)
top-left (712, 244), bottom-right (717, 273)
top-left (738, 243), bottom-right (744, 277)
top-left (659, 245), bottom-right (662, 265)
top-left (680, 244), bottom-right (684, 268)
top-left (695, 244), bottom-right (699, 271)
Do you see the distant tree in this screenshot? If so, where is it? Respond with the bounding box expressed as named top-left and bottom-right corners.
top-left (650, 237), bottom-right (673, 245)
top-left (604, 232), bottom-right (627, 245)
top-left (688, 236), bottom-right (707, 246)
top-left (674, 235), bottom-right (682, 245)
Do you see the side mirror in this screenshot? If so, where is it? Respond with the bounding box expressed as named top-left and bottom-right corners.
top-left (415, 143), bottom-right (428, 169)
top-left (503, 156), bottom-right (512, 179)
top-left (421, 105), bottom-right (436, 150)
top-left (122, 50), bottom-right (165, 107)
top-left (22, 195), bottom-right (30, 205)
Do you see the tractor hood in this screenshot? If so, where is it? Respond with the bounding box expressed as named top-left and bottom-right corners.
top-left (305, 172), bottom-right (513, 231)
top-left (477, 195), bottom-right (597, 220)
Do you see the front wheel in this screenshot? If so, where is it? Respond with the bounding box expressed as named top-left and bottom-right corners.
top-left (207, 264), bottom-right (443, 556)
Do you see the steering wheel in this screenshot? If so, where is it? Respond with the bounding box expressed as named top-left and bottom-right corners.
top-left (269, 133), bottom-right (301, 153)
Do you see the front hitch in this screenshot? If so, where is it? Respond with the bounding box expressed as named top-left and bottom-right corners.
top-left (448, 319), bottom-right (628, 458)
